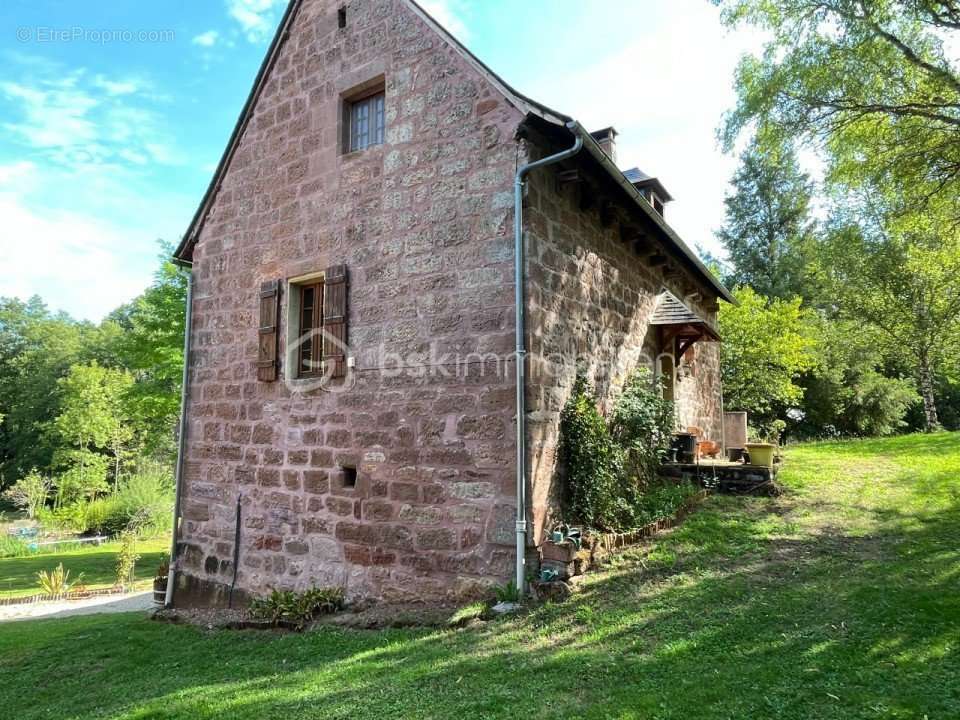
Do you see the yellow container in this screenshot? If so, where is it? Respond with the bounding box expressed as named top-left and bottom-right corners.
top-left (745, 443), bottom-right (775, 467)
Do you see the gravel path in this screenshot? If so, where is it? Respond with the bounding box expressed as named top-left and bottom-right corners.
top-left (0, 591), bottom-right (155, 622)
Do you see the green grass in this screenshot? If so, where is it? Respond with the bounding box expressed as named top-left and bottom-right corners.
top-left (0, 433), bottom-right (958, 719)
top-left (0, 536), bottom-right (169, 599)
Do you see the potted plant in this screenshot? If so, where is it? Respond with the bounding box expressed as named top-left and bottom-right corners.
top-left (744, 422), bottom-right (783, 467)
top-left (153, 555), bottom-right (170, 607)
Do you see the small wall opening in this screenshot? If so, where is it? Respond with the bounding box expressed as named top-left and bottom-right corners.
top-left (342, 465), bottom-right (357, 488)
top-left (338, 6), bottom-right (347, 28)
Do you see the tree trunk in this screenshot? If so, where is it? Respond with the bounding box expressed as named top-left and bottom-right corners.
top-left (918, 352), bottom-right (941, 432)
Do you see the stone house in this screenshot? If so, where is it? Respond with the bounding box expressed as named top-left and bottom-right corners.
top-left (169, 0), bottom-right (734, 606)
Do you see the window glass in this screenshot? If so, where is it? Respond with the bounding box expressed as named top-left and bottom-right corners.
top-left (350, 93), bottom-right (385, 152)
top-left (297, 282), bottom-right (324, 377)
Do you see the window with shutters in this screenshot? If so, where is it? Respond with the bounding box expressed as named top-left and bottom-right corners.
top-left (284, 265), bottom-right (349, 383)
top-left (348, 92), bottom-right (385, 152)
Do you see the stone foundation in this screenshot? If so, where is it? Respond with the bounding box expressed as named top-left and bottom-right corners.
top-left (660, 462), bottom-right (779, 495)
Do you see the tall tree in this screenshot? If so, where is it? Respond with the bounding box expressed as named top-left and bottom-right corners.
top-left (716, 136), bottom-right (817, 300)
top-left (819, 199), bottom-right (960, 430)
top-left (0, 298), bottom-right (89, 483)
top-left (719, 287), bottom-right (819, 434)
top-left (115, 242), bottom-right (187, 461)
top-left (717, 0), bottom-right (960, 216)
top-left (54, 362), bottom-right (134, 495)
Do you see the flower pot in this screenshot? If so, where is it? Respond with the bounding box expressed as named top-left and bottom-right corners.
top-left (153, 577), bottom-right (167, 607)
top-left (671, 433), bottom-right (697, 463)
top-left (744, 443), bottom-right (775, 467)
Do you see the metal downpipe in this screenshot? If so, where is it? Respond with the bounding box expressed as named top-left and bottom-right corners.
top-left (165, 269), bottom-right (194, 608)
top-left (514, 125), bottom-right (583, 593)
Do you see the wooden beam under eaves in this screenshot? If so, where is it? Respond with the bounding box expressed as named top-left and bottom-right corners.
top-left (649, 253), bottom-right (667, 267)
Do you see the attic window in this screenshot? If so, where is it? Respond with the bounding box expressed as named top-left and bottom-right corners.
top-left (649, 191), bottom-right (664, 216)
top-left (348, 91), bottom-right (385, 152)
top-left (338, 6), bottom-right (346, 28)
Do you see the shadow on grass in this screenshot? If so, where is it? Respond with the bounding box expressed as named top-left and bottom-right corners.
top-left (1, 454), bottom-right (959, 719)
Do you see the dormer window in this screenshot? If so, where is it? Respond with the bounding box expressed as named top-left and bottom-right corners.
top-left (624, 167), bottom-right (673, 219)
top-left (649, 191), bottom-right (664, 216)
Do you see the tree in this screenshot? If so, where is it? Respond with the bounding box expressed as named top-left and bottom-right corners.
top-left (818, 201), bottom-right (960, 430)
top-left (716, 136), bottom-right (818, 300)
top-left (717, 0), bottom-right (960, 217)
top-left (718, 287), bottom-right (819, 433)
top-left (2, 469), bottom-right (51, 519)
top-left (115, 242), bottom-right (187, 462)
top-left (54, 362), bottom-right (134, 494)
top-left (797, 317), bottom-right (919, 437)
top-left (0, 298), bottom-right (90, 483)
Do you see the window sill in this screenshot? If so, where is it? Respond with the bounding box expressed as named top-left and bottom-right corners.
top-left (341, 144), bottom-right (383, 161)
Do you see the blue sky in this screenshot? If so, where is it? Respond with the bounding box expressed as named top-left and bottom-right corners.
top-left (0, 0), bottom-right (763, 321)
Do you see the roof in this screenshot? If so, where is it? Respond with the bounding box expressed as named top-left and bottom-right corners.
top-left (623, 167), bottom-right (674, 202)
top-left (650, 290), bottom-right (721, 340)
top-left (651, 290), bottom-right (706, 325)
top-left (173, 0), bottom-right (734, 304)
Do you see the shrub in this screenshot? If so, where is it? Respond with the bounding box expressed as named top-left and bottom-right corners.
top-left (53, 452), bottom-right (110, 508)
top-left (36, 563), bottom-right (84, 597)
top-left (492, 581), bottom-right (521, 604)
top-left (632, 480), bottom-right (698, 526)
top-left (2, 470), bottom-right (51, 520)
top-left (561, 367), bottom-right (685, 532)
top-left (249, 587), bottom-right (345, 629)
top-left (114, 530), bottom-right (141, 588)
top-left (0, 535), bottom-right (33, 558)
top-left (609, 367), bottom-right (675, 485)
top-left (36, 503), bottom-right (89, 534)
top-left (110, 468), bottom-right (174, 536)
top-left (558, 373), bottom-right (625, 531)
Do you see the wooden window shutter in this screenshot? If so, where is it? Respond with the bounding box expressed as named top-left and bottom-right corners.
top-left (322, 264), bottom-right (348, 378)
top-left (257, 279), bottom-right (280, 381)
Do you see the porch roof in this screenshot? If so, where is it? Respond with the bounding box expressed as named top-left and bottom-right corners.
top-left (650, 291), bottom-right (721, 357)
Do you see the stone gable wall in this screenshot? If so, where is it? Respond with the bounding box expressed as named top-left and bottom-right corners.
top-left (521, 151), bottom-right (724, 543)
top-left (178, 0), bottom-right (525, 604)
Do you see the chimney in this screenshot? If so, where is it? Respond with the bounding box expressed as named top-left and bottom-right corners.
top-left (590, 127), bottom-right (618, 165)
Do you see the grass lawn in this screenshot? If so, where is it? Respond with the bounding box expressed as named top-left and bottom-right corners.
top-left (0, 432), bottom-right (957, 719)
top-left (0, 536), bottom-right (169, 599)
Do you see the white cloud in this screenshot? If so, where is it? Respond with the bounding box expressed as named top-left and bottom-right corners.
top-left (0, 160), bottom-right (36, 185)
top-left (0, 61), bottom-right (180, 171)
top-left (1, 76), bottom-right (98, 150)
top-left (0, 191), bottom-right (153, 321)
top-left (0, 57), bottom-right (191, 320)
top-left (226, 0), bottom-right (285, 42)
top-left (419, 0), bottom-right (470, 41)
top-left (92, 75), bottom-right (140, 96)
top-left (192, 30), bottom-right (220, 47)
top-left (520, 3), bottom-right (767, 260)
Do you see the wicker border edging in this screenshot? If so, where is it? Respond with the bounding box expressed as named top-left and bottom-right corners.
top-left (588, 488), bottom-right (711, 555)
top-left (536, 489), bottom-right (711, 582)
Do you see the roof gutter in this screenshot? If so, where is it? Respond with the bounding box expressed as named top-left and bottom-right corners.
top-left (513, 123), bottom-right (583, 595)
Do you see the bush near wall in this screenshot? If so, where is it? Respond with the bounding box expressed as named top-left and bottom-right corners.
top-left (558, 369), bottom-right (676, 532)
